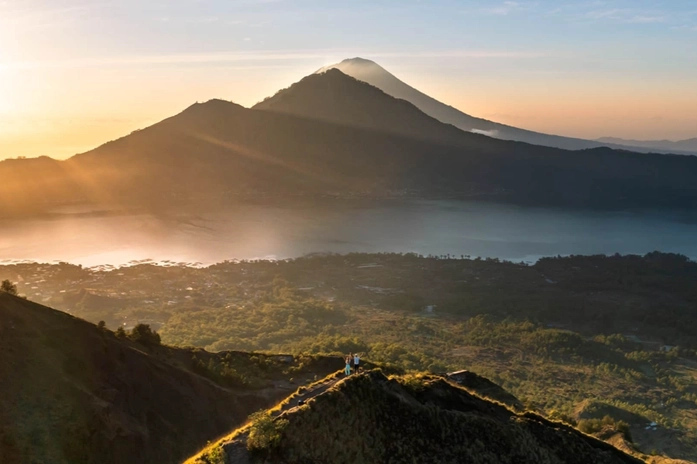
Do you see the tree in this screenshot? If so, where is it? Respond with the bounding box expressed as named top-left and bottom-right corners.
top-left (97, 321), bottom-right (106, 330)
top-left (1, 280), bottom-right (17, 296)
top-left (129, 323), bottom-right (161, 346)
top-left (247, 411), bottom-right (288, 451)
top-left (115, 326), bottom-right (127, 339)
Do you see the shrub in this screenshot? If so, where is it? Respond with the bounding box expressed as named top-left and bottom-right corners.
top-left (203, 445), bottom-right (227, 464)
top-left (578, 418), bottom-right (605, 434)
top-left (397, 373), bottom-right (428, 392)
top-left (615, 420), bottom-right (632, 442)
top-left (115, 327), bottom-right (127, 339)
top-left (129, 323), bottom-right (161, 346)
top-left (1, 280), bottom-right (17, 296)
top-left (247, 411), bottom-right (288, 452)
top-left (577, 415), bottom-right (632, 442)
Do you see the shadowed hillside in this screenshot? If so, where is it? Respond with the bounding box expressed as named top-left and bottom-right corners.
top-left (191, 371), bottom-right (644, 464)
top-left (0, 293), bottom-right (339, 464)
top-left (3, 70), bottom-right (697, 216)
top-left (254, 68), bottom-right (490, 147)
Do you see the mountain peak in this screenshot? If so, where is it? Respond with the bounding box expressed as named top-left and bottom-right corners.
top-left (316, 57), bottom-right (385, 75)
top-left (317, 59), bottom-right (696, 154)
top-left (192, 371), bottom-right (643, 464)
top-left (337, 57), bottom-right (382, 69)
top-left (341, 56), bottom-right (377, 64)
top-left (182, 98), bottom-right (244, 114)
top-left (253, 66), bottom-right (481, 146)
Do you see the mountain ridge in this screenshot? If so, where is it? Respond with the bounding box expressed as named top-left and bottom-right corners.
top-left (318, 58), bottom-right (697, 156)
top-left (190, 370), bottom-right (646, 464)
top-left (3, 69), bottom-right (697, 216)
top-left (0, 292), bottom-right (339, 464)
top-left (598, 137), bottom-right (697, 154)
top-left (253, 68), bottom-right (502, 149)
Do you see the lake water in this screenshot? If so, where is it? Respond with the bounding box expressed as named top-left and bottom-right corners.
top-left (1, 200), bottom-right (696, 267)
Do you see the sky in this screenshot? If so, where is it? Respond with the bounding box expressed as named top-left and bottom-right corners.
top-left (0, 0), bottom-right (696, 160)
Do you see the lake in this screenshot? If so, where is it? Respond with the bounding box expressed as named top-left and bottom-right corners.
top-left (1, 200), bottom-right (696, 267)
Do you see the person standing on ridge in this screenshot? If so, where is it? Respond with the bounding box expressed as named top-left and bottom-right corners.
top-left (354, 353), bottom-right (361, 373)
top-left (344, 354), bottom-right (352, 376)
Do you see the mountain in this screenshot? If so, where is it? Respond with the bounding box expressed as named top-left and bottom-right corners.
top-left (253, 69), bottom-right (482, 147)
top-left (190, 370), bottom-right (645, 464)
top-left (317, 58), bottom-right (696, 156)
top-left (0, 292), bottom-right (338, 464)
top-left (598, 137), bottom-right (697, 155)
top-left (253, 68), bottom-right (697, 209)
top-left (3, 69), bottom-right (697, 216)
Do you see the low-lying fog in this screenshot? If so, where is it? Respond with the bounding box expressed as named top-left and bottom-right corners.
top-left (1, 200), bottom-right (696, 267)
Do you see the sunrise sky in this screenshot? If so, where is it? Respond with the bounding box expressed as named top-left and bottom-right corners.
top-left (1, 0), bottom-right (696, 160)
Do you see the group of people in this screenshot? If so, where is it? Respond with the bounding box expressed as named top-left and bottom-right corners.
top-left (344, 353), bottom-right (361, 375)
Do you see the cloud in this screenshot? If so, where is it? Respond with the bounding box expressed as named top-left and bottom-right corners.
top-left (372, 50), bottom-right (548, 59)
top-left (626, 15), bottom-right (666, 24)
top-left (587, 8), bottom-right (621, 19)
top-left (552, 3), bottom-right (686, 27)
top-left (482, 1), bottom-right (522, 16)
top-left (188, 16), bottom-right (219, 24)
top-left (471, 129), bottom-right (500, 137)
top-left (0, 2), bottom-right (110, 26)
top-left (0, 49), bottom-right (549, 70)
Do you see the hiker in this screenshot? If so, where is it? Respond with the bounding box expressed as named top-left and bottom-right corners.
top-left (354, 353), bottom-right (361, 373)
top-left (344, 354), bottom-right (351, 376)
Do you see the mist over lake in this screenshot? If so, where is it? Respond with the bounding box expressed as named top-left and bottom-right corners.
top-left (1, 200), bottom-right (696, 267)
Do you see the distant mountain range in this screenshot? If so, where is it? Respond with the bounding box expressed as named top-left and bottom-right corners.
top-left (2, 66), bottom-right (697, 217)
top-left (597, 136), bottom-right (697, 154)
top-left (318, 58), bottom-right (697, 156)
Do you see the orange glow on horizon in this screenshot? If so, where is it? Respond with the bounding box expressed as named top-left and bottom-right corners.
top-left (1, 61), bottom-right (696, 161)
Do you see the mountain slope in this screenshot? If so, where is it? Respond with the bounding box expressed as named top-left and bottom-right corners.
top-left (0, 293), bottom-right (338, 464)
top-left (252, 68), bottom-right (697, 209)
top-left (317, 58), bottom-right (696, 155)
top-left (253, 68), bottom-right (491, 148)
top-left (191, 371), bottom-right (644, 464)
top-left (3, 70), bottom-right (697, 215)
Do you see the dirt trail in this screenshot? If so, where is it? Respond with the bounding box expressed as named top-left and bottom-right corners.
top-left (220, 371), bottom-right (348, 464)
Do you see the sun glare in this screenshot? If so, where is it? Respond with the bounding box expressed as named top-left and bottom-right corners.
top-left (0, 68), bottom-right (14, 113)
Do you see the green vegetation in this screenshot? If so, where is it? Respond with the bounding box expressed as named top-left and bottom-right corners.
top-left (3, 252), bottom-right (697, 460)
top-left (189, 352), bottom-right (327, 389)
top-left (128, 323), bottom-right (161, 346)
top-left (578, 416), bottom-right (633, 442)
top-left (0, 279), bottom-right (17, 295)
top-left (198, 445), bottom-right (227, 464)
top-left (0, 293), bottom-right (341, 464)
top-left (247, 411), bottom-right (288, 452)
top-left (199, 371), bottom-right (642, 464)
